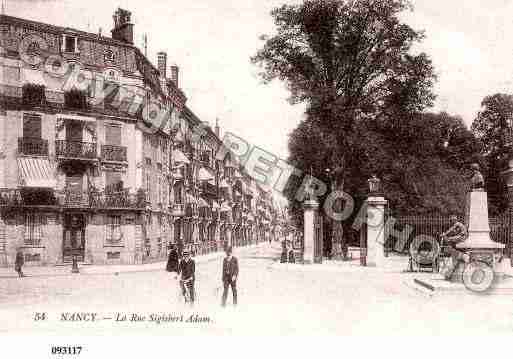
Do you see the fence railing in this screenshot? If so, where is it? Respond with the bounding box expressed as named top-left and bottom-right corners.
top-left (18, 137), bottom-right (49, 156)
top-left (101, 144), bottom-right (127, 162)
top-left (0, 188), bottom-right (146, 209)
top-left (56, 140), bottom-right (97, 159)
top-left (385, 213), bottom-right (511, 256)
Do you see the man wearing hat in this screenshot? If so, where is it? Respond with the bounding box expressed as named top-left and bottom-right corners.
top-left (221, 246), bottom-right (239, 307)
top-left (178, 250), bottom-right (195, 304)
top-left (441, 215), bottom-right (469, 280)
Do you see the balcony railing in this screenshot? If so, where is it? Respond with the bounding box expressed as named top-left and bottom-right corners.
top-left (56, 140), bottom-right (97, 159)
top-left (18, 137), bottom-right (49, 156)
top-left (61, 189), bottom-right (145, 209)
top-left (171, 203), bottom-right (185, 217)
top-left (101, 144), bottom-right (127, 162)
top-left (0, 188), bottom-right (145, 209)
top-left (0, 189), bottom-right (24, 206)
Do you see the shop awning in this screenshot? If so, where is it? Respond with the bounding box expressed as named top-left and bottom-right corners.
top-left (23, 68), bottom-right (46, 85)
top-left (172, 149), bottom-right (190, 165)
top-left (198, 197), bottom-right (209, 208)
top-left (17, 157), bottom-right (57, 188)
top-left (198, 167), bottom-right (214, 182)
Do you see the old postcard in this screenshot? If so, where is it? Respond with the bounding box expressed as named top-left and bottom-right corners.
top-left (1, 0), bottom-right (513, 351)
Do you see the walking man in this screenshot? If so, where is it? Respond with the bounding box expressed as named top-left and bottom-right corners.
top-left (15, 248), bottom-right (25, 278)
top-left (178, 250), bottom-right (195, 305)
top-left (441, 215), bottom-right (469, 280)
top-left (221, 246), bottom-right (238, 307)
top-left (166, 244), bottom-right (179, 275)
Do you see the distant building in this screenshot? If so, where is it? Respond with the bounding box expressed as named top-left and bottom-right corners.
top-left (0, 8), bottom-right (282, 266)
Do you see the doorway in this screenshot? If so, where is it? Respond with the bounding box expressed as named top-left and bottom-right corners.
top-left (63, 213), bottom-right (86, 263)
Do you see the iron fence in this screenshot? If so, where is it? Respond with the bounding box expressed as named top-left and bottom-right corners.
top-left (385, 212), bottom-right (511, 256)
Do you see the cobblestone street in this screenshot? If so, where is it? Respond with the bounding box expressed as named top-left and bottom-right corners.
top-left (1, 242), bottom-right (513, 335)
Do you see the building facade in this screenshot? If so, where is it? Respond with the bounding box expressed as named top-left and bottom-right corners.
top-left (0, 8), bottom-right (282, 267)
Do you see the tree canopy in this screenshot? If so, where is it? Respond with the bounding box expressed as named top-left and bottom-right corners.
top-left (471, 93), bottom-right (513, 214)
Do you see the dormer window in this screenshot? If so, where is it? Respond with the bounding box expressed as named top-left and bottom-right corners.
top-left (104, 50), bottom-right (115, 62)
top-left (62, 35), bottom-right (78, 53)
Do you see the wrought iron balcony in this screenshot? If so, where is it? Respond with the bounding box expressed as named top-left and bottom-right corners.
top-left (58, 189), bottom-right (143, 209)
top-left (201, 181), bottom-right (218, 197)
top-left (101, 144), bottom-right (127, 162)
top-left (0, 189), bottom-right (24, 206)
top-left (56, 140), bottom-right (97, 160)
top-left (18, 137), bottom-right (49, 156)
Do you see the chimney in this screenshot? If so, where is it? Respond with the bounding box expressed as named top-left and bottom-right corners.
top-left (111, 8), bottom-right (134, 44)
top-left (170, 64), bottom-right (179, 88)
top-left (157, 52), bottom-right (167, 78)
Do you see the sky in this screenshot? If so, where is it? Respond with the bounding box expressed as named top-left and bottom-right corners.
top-left (5, 0), bottom-right (513, 160)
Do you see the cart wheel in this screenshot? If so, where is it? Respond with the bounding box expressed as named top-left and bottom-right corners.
top-left (462, 260), bottom-right (494, 293)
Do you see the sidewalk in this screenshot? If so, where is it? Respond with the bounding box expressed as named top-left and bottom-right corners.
top-left (270, 251), bottom-right (513, 277)
top-left (0, 243), bottom-right (265, 279)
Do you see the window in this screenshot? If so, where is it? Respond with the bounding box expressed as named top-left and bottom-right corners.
top-left (2, 66), bottom-right (20, 85)
top-left (173, 183), bottom-right (183, 204)
top-left (174, 219), bottom-right (182, 242)
top-left (105, 171), bottom-right (123, 192)
top-left (24, 213), bottom-right (44, 246)
top-left (64, 35), bottom-right (77, 53)
top-left (157, 237), bottom-right (162, 255)
top-left (105, 124), bottom-right (121, 145)
top-left (105, 215), bottom-right (123, 245)
top-left (145, 172), bottom-right (151, 201)
top-left (23, 114), bottom-right (42, 138)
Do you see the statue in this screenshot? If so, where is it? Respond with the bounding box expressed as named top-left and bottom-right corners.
top-left (470, 163), bottom-right (484, 190)
top-left (368, 174), bottom-right (382, 195)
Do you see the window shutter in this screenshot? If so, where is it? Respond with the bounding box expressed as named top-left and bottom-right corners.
top-left (23, 114), bottom-right (42, 138)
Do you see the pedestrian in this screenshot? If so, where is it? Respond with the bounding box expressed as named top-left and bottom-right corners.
top-left (177, 250), bottom-right (195, 305)
top-left (221, 246), bottom-right (239, 307)
top-left (280, 240), bottom-right (288, 263)
top-left (166, 244), bottom-right (179, 275)
top-left (15, 248), bottom-right (25, 278)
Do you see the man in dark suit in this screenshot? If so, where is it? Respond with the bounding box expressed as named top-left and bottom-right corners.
top-left (178, 250), bottom-right (195, 305)
top-left (221, 246), bottom-right (239, 307)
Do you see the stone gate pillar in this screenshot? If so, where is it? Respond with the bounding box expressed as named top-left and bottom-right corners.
top-left (303, 198), bottom-right (319, 264)
top-left (366, 196), bottom-right (388, 267)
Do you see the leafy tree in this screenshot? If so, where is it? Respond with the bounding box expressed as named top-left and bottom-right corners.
top-left (471, 93), bottom-right (513, 214)
top-left (253, 0), bottom-right (436, 254)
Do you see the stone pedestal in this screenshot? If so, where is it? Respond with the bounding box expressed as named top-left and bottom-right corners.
top-left (366, 196), bottom-right (388, 267)
top-left (457, 191), bottom-right (504, 250)
top-left (303, 199), bottom-right (319, 264)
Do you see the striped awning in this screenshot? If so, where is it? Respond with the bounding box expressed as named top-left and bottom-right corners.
top-left (18, 157), bottom-right (57, 188)
top-left (172, 149), bottom-right (190, 165)
top-left (198, 197), bottom-right (209, 208)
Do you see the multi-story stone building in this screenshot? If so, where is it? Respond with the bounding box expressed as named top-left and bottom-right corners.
top-left (0, 8), bottom-right (282, 267)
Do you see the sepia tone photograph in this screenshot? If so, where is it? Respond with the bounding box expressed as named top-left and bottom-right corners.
top-left (1, 0), bottom-right (513, 343)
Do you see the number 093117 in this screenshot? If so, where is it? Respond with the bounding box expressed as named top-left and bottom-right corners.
top-left (51, 346), bottom-right (82, 355)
